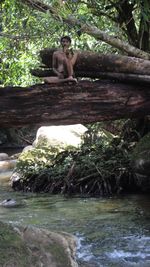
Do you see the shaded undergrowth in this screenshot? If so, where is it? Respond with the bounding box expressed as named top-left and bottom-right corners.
top-left (13, 129), bottom-right (135, 196)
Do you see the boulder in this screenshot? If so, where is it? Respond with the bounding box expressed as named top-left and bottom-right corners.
top-left (0, 198), bottom-right (25, 208)
top-left (0, 159), bottom-right (17, 172)
top-left (22, 145), bottom-right (34, 153)
top-left (0, 152), bottom-right (9, 161)
top-left (33, 124), bottom-right (87, 149)
top-left (0, 159), bottom-right (17, 186)
top-left (11, 125), bottom-right (88, 190)
top-left (0, 221), bottom-right (78, 267)
top-left (0, 171), bottom-right (14, 186)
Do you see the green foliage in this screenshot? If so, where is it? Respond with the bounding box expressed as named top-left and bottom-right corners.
top-left (132, 133), bottom-right (150, 160)
top-left (1, 0), bottom-right (67, 86)
top-left (16, 139), bottom-right (60, 177)
top-left (15, 128), bottom-right (132, 195)
top-left (1, 0), bottom-right (149, 85)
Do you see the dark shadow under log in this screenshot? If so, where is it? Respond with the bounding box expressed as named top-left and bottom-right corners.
top-left (31, 68), bottom-right (150, 84)
top-left (0, 80), bottom-right (150, 128)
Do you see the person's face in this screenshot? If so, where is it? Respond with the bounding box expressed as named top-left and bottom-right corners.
top-left (61, 38), bottom-right (71, 48)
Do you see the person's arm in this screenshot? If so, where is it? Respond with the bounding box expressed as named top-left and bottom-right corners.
top-left (52, 52), bottom-right (59, 76)
top-left (65, 49), bottom-right (78, 65)
top-left (70, 50), bottom-right (78, 66)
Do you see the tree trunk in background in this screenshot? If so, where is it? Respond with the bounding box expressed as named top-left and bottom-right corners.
top-left (115, 0), bottom-right (138, 47)
top-left (0, 81), bottom-right (150, 127)
top-left (138, 19), bottom-right (150, 52)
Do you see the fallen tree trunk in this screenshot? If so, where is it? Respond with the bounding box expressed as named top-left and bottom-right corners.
top-left (31, 68), bottom-right (150, 83)
top-left (0, 81), bottom-right (150, 127)
top-left (40, 49), bottom-right (150, 75)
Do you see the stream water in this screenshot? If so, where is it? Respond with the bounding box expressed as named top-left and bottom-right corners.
top-left (0, 184), bottom-right (150, 267)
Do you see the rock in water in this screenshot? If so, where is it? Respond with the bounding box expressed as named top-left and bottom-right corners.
top-left (0, 153), bottom-right (9, 161)
top-left (0, 222), bottom-right (78, 267)
top-left (0, 199), bottom-right (22, 208)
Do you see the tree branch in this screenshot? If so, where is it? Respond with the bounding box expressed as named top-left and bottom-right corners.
top-left (0, 32), bottom-right (29, 40)
top-left (21, 0), bottom-right (150, 60)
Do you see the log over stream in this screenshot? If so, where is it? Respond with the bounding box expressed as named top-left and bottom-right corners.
top-left (0, 80), bottom-right (150, 127)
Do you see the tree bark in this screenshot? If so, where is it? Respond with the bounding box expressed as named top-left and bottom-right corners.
top-left (138, 18), bottom-right (150, 52)
top-left (0, 81), bottom-right (150, 127)
top-left (31, 69), bottom-right (150, 84)
top-left (39, 49), bottom-right (150, 76)
top-left (114, 0), bottom-right (138, 47)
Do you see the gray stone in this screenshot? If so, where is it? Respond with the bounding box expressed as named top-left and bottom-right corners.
top-left (0, 159), bottom-right (17, 172)
top-left (0, 159), bottom-right (17, 186)
top-left (0, 222), bottom-right (78, 267)
top-left (33, 124), bottom-right (87, 149)
top-left (0, 199), bottom-right (24, 208)
top-left (0, 152), bottom-right (9, 161)
top-left (0, 171), bottom-right (13, 186)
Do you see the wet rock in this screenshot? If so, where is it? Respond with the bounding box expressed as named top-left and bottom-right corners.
top-left (0, 159), bottom-right (17, 172)
top-left (0, 152), bottom-right (9, 161)
top-left (0, 198), bottom-right (24, 208)
top-left (0, 159), bottom-right (17, 186)
top-left (0, 221), bottom-right (78, 267)
top-left (0, 171), bottom-right (13, 186)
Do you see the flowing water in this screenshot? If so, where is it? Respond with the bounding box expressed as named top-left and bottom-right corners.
top-left (0, 184), bottom-right (149, 267)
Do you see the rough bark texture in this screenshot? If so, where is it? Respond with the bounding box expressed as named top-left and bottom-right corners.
top-left (0, 81), bottom-right (150, 127)
top-left (32, 69), bottom-right (150, 83)
top-left (40, 49), bottom-right (150, 76)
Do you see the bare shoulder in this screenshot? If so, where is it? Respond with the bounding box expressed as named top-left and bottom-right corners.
top-left (53, 50), bottom-right (62, 60)
top-left (53, 50), bottom-right (61, 55)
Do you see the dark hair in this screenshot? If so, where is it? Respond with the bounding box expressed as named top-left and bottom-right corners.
top-left (60, 36), bottom-right (71, 43)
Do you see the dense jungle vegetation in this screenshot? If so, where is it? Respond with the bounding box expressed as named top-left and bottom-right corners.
top-left (1, 0), bottom-right (150, 195)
